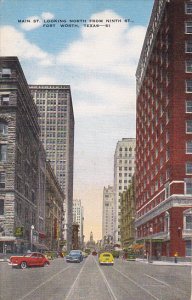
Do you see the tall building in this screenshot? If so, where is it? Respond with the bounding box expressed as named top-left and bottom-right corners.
top-left (73, 199), bottom-right (84, 247)
top-left (135, 0), bottom-right (192, 258)
top-left (102, 186), bottom-right (114, 243)
top-left (114, 138), bottom-right (136, 243)
top-left (29, 85), bottom-right (74, 251)
top-left (0, 57), bottom-right (46, 253)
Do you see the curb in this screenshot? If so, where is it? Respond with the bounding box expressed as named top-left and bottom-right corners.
top-left (135, 259), bottom-right (192, 266)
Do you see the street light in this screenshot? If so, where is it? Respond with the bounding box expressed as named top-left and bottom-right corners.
top-left (149, 226), bottom-right (153, 263)
top-left (31, 225), bottom-right (34, 252)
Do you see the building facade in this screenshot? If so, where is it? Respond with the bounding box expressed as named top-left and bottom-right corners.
top-left (114, 138), bottom-right (136, 243)
top-left (45, 162), bottom-right (64, 251)
top-left (29, 85), bottom-right (74, 251)
top-left (0, 57), bottom-right (46, 253)
top-left (135, 0), bottom-right (192, 258)
top-left (73, 199), bottom-right (84, 247)
top-left (102, 186), bottom-right (114, 243)
top-left (120, 177), bottom-right (135, 248)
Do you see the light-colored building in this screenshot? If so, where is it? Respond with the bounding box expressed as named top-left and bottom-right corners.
top-left (30, 85), bottom-right (74, 251)
top-left (73, 199), bottom-right (84, 247)
top-left (102, 186), bottom-right (114, 243)
top-left (114, 138), bottom-right (136, 244)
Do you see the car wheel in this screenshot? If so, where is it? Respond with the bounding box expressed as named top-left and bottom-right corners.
top-left (44, 262), bottom-right (49, 267)
top-left (20, 261), bottom-right (27, 269)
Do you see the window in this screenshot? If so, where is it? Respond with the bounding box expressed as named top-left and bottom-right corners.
top-left (186, 240), bottom-right (192, 257)
top-left (0, 121), bottom-right (8, 135)
top-left (0, 172), bottom-right (5, 188)
top-left (165, 183), bottom-right (170, 198)
top-left (186, 22), bottom-right (192, 33)
top-left (186, 40), bottom-right (192, 52)
top-left (1, 68), bottom-right (11, 78)
top-left (0, 144), bottom-right (7, 161)
top-left (186, 215), bottom-right (192, 229)
top-left (186, 100), bottom-right (192, 112)
top-left (0, 200), bottom-right (4, 215)
top-left (1, 95), bottom-right (10, 105)
top-left (186, 162), bottom-right (192, 174)
top-left (186, 60), bottom-right (192, 72)
top-left (186, 80), bottom-right (192, 92)
top-left (186, 120), bottom-right (192, 133)
top-left (186, 141), bottom-right (192, 153)
top-left (186, 3), bottom-right (192, 14)
top-left (185, 179), bottom-right (192, 194)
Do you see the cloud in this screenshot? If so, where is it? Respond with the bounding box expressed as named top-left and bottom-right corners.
top-left (0, 26), bottom-right (54, 65)
top-left (20, 12), bottom-right (54, 31)
top-left (57, 10), bottom-right (146, 77)
top-left (0, 10), bottom-right (146, 117)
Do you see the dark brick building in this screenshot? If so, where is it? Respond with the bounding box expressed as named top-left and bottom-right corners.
top-left (0, 57), bottom-right (46, 253)
top-left (135, 0), bottom-right (192, 258)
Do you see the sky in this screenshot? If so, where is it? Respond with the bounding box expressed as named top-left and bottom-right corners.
top-left (0, 0), bottom-right (154, 242)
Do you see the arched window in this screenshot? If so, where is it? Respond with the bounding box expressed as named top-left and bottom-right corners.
top-left (0, 120), bottom-right (8, 135)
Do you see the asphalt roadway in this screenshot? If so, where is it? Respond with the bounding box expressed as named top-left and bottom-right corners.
top-left (0, 255), bottom-right (191, 300)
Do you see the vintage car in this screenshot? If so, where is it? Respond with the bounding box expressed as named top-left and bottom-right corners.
top-left (92, 251), bottom-right (97, 256)
top-left (98, 252), bottom-right (114, 266)
top-left (66, 250), bottom-right (83, 263)
top-left (8, 252), bottom-right (50, 269)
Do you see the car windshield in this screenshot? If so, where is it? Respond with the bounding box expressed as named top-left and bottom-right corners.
top-left (103, 254), bottom-right (111, 257)
top-left (70, 253), bottom-right (79, 256)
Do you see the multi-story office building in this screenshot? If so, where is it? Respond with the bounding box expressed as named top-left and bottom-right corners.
top-left (45, 162), bottom-right (64, 251)
top-left (73, 199), bottom-right (84, 246)
top-left (114, 138), bottom-right (136, 243)
top-left (102, 186), bottom-right (114, 243)
top-left (135, 0), bottom-right (192, 258)
top-left (30, 85), bottom-right (74, 251)
top-left (120, 177), bottom-right (135, 248)
top-left (0, 57), bottom-right (46, 253)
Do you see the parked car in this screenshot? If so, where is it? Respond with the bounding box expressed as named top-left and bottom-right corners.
top-left (82, 251), bottom-right (88, 258)
top-left (66, 250), bottom-right (83, 263)
top-left (98, 252), bottom-right (114, 266)
top-left (8, 252), bottom-right (50, 269)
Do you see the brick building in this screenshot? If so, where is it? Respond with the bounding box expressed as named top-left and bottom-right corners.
top-left (0, 57), bottom-right (46, 253)
top-left (45, 162), bottom-right (64, 251)
top-left (135, 0), bottom-right (192, 258)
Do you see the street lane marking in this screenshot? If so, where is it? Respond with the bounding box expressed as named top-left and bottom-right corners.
top-left (64, 255), bottom-right (89, 300)
top-left (19, 265), bottom-right (71, 300)
top-left (144, 274), bottom-right (170, 287)
top-left (112, 267), bottom-right (160, 300)
top-left (144, 273), bottom-right (188, 296)
top-left (94, 257), bottom-right (117, 300)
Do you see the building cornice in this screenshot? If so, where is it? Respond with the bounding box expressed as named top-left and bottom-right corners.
top-left (136, 0), bottom-right (169, 94)
top-left (135, 195), bottom-right (192, 227)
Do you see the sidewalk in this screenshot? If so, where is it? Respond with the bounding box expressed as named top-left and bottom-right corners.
top-left (135, 258), bottom-right (192, 266)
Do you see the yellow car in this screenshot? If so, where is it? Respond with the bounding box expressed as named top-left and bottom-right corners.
top-left (99, 252), bottom-right (114, 266)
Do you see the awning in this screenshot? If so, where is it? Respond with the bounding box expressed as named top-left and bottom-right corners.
top-left (129, 244), bottom-right (144, 250)
top-left (33, 242), bottom-right (49, 250)
top-left (0, 236), bottom-right (16, 242)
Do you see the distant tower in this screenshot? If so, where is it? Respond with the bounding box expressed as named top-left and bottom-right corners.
top-left (90, 231), bottom-right (93, 243)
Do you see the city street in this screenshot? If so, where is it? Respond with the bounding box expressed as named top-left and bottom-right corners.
top-left (0, 255), bottom-right (191, 300)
